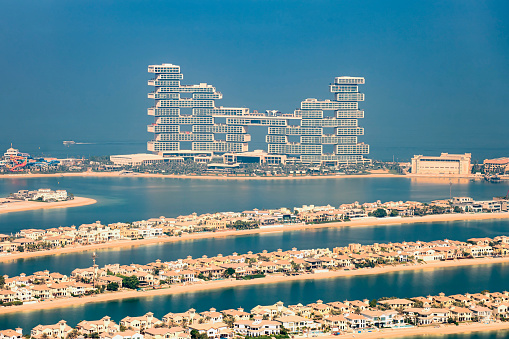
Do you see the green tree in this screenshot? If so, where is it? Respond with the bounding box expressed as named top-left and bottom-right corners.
top-left (389, 210), bottom-right (399, 217)
top-left (66, 329), bottom-right (79, 339)
top-left (0, 275), bottom-right (5, 288)
top-left (122, 275), bottom-right (140, 289)
top-left (372, 209), bottom-right (387, 218)
top-left (369, 299), bottom-right (377, 308)
top-left (107, 282), bottom-right (119, 291)
top-left (190, 330), bottom-right (208, 339)
top-left (224, 268), bottom-right (236, 278)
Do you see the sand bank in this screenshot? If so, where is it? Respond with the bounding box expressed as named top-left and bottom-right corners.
top-left (321, 322), bottom-right (509, 338)
top-left (0, 197), bottom-right (96, 215)
top-left (1, 212), bottom-right (509, 263)
top-left (2, 256), bottom-right (509, 315)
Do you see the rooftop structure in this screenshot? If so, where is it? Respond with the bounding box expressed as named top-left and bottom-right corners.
top-left (147, 64), bottom-right (370, 165)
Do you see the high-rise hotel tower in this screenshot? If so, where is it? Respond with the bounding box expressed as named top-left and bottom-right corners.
top-left (147, 63), bottom-right (369, 165)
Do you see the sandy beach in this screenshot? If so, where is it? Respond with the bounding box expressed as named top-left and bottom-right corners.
top-left (2, 256), bottom-right (509, 315)
top-left (0, 196), bottom-right (97, 214)
top-left (322, 322), bottom-right (509, 338)
top-left (1, 211), bottom-right (508, 263)
top-left (0, 170), bottom-right (485, 181)
top-left (0, 170), bottom-right (407, 180)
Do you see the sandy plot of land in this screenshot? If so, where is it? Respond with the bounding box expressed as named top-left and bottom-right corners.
top-left (2, 256), bottom-right (509, 315)
top-left (1, 212), bottom-right (509, 262)
top-left (0, 197), bottom-right (96, 214)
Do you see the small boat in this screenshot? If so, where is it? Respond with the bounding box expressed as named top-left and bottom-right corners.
top-left (63, 141), bottom-right (76, 146)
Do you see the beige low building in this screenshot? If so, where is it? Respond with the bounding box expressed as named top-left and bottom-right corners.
top-left (411, 153), bottom-right (471, 175)
top-left (110, 154), bottom-right (166, 166)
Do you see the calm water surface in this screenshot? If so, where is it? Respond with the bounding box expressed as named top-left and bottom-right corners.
top-left (2, 219), bottom-right (509, 277)
top-left (1, 177), bottom-right (509, 337)
top-left (2, 263), bottom-right (509, 332)
top-left (0, 177), bottom-right (507, 234)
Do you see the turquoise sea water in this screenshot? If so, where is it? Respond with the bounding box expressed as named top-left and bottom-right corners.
top-left (2, 262), bottom-right (509, 331)
top-left (1, 177), bottom-right (509, 337)
top-left (0, 176), bottom-right (507, 234)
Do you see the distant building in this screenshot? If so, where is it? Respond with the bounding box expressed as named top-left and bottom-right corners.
top-left (411, 153), bottom-right (471, 175)
top-left (11, 189), bottom-right (69, 202)
top-left (483, 157), bottom-right (509, 173)
top-left (223, 150), bottom-right (286, 165)
top-left (146, 63), bottom-right (370, 165)
top-left (110, 154), bottom-right (166, 166)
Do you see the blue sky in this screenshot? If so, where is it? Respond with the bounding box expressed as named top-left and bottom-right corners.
top-left (1, 0), bottom-right (508, 160)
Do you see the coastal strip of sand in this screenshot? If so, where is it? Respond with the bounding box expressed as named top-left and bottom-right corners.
top-left (0, 171), bottom-right (406, 180)
top-left (2, 256), bottom-right (509, 315)
top-left (0, 197), bottom-right (97, 215)
top-left (1, 211), bottom-right (508, 263)
top-left (0, 170), bottom-right (485, 180)
top-left (321, 321), bottom-right (509, 339)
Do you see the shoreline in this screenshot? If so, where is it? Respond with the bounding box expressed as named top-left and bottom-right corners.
top-left (0, 196), bottom-right (97, 215)
top-left (0, 171), bottom-right (405, 180)
top-left (1, 212), bottom-right (509, 263)
top-left (0, 171), bottom-right (479, 180)
top-left (2, 256), bottom-right (509, 315)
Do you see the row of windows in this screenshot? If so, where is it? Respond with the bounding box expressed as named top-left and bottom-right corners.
top-left (149, 142), bottom-right (180, 151)
top-left (301, 154), bottom-right (365, 163)
top-left (151, 93), bottom-right (180, 99)
top-left (268, 127), bottom-right (323, 135)
top-left (294, 110), bottom-right (324, 119)
top-left (193, 142), bottom-right (247, 152)
top-left (157, 86), bottom-right (216, 93)
top-left (157, 99), bottom-right (214, 108)
top-left (157, 117), bottom-right (214, 125)
top-left (334, 77), bottom-right (365, 84)
top-left (301, 119), bottom-right (358, 127)
top-left (192, 124), bottom-right (246, 133)
top-left (265, 135), bottom-right (288, 143)
top-left (149, 108), bottom-right (180, 116)
top-left (157, 133), bottom-right (214, 141)
top-left (300, 136), bottom-right (357, 144)
top-left (336, 110), bottom-right (364, 119)
top-left (226, 134), bottom-right (251, 142)
top-left (335, 93), bottom-right (365, 101)
top-left (336, 127), bottom-right (364, 136)
top-left (329, 85), bottom-right (359, 93)
top-left (149, 80), bottom-right (180, 87)
top-left (336, 144), bottom-right (370, 154)
top-left (227, 118), bottom-right (287, 126)
top-left (193, 108), bottom-right (248, 116)
top-left (268, 144), bottom-right (323, 155)
top-left (418, 159), bottom-right (463, 163)
top-left (156, 74), bottom-right (184, 80)
top-left (192, 93), bottom-right (222, 100)
top-left (152, 125), bottom-right (180, 133)
top-left (301, 101), bottom-right (358, 110)
top-left (150, 66), bottom-right (180, 73)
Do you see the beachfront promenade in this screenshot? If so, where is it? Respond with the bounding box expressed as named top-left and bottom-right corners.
top-left (3, 286), bottom-right (509, 339)
top-left (1, 196), bottom-right (508, 261)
